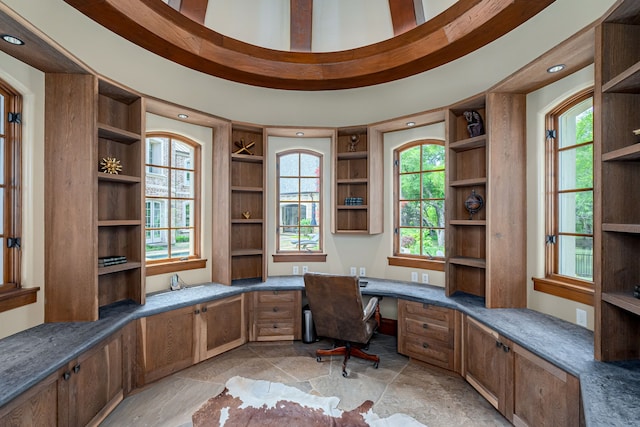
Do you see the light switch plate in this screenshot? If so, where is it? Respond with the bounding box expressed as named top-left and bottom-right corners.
top-left (292, 266), bottom-right (299, 275)
top-left (422, 273), bottom-right (429, 283)
top-left (302, 266), bottom-right (308, 274)
top-left (576, 308), bottom-right (587, 327)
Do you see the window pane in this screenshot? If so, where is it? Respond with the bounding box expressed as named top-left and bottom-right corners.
top-left (171, 170), bottom-right (195, 198)
top-left (279, 178), bottom-right (299, 199)
top-left (0, 138), bottom-right (4, 185)
top-left (559, 145), bottom-right (592, 190)
top-left (400, 146), bottom-right (420, 173)
top-left (399, 228), bottom-right (420, 255)
top-left (146, 168), bottom-right (169, 196)
top-left (423, 200), bottom-right (445, 228)
top-left (400, 174), bottom-right (420, 200)
top-left (422, 228), bottom-right (445, 258)
top-left (400, 201), bottom-right (420, 227)
top-left (146, 137), bottom-right (169, 166)
top-left (0, 188), bottom-right (4, 234)
top-left (559, 98), bottom-right (593, 148)
top-left (0, 238), bottom-right (3, 279)
top-left (172, 140), bottom-right (194, 170)
top-left (172, 200), bottom-right (193, 227)
top-left (299, 227), bottom-right (319, 251)
top-left (279, 153), bottom-right (299, 177)
top-left (0, 94), bottom-right (4, 134)
top-left (146, 199), bottom-right (168, 228)
top-left (558, 235), bottom-right (593, 281)
top-left (146, 230), bottom-right (168, 260)
top-left (558, 191), bottom-right (593, 234)
top-left (300, 178), bottom-right (319, 198)
top-left (422, 144), bottom-right (445, 171)
top-left (305, 202), bottom-right (320, 226)
top-left (279, 227), bottom-right (299, 250)
top-left (300, 153), bottom-right (320, 176)
top-left (171, 229), bottom-right (193, 258)
top-left (422, 171), bottom-right (445, 199)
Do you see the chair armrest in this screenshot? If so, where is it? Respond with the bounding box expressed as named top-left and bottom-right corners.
top-left (363, 297), bottom-right (379, 322)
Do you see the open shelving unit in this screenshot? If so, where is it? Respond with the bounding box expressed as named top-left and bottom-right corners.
top-left (595, 0), bottom-right (640, 361)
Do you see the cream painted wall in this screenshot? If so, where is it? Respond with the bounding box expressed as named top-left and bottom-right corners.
top-left (144, 113), bottom-right (214, 294)
top-left (526, 65), bottom-right (595, 330)
top-left (0, 51), bottom-right (45, 340)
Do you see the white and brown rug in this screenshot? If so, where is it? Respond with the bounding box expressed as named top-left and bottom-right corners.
top-left (192, 376), bottom-right (426, 426)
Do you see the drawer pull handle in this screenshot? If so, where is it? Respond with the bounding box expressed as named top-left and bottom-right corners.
top-left (496, 340), bottom-right (503, 349)
top-left (195, 309), bottom-right (200, 315)
top-left (273, 324), bottom-right (278, 329)
top-left (502, 345), bottom-right (511, 353)
top-left (73, 364), bottom-right (80, 374)
top-left (202, 307), bottom-right (208, 313)
top-left (422, 323), bottom-right (428, 329)
top-left (422, 342), bottom-right (429, 349)
top-left (63, 371), bottom-right (71, 381)
top-left (273, 307), bottom-right (279, 312)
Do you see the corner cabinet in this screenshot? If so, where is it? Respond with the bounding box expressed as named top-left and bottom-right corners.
top-left (212, 124), bottom-right (266, 285)
top-left (595, 0), bottom-right (640, 361)
top-left (445, 93), bottom-right (526, 308)
top-left (45, 74), bottom-right (145, 322)
top-left (331, 127), bottom-right (383, 234)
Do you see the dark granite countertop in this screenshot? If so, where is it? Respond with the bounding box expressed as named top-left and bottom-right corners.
top-left (0, 276), bottom-right (638, 426)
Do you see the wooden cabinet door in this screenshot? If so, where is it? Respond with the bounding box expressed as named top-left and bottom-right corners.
top-left (0, 371), bottom-right (60, 426)
top-left (463, 315), bottom-right (513, 418)
top-left (512, 344), bottom-right (580, 427)
top-left (67, 333), bottom-right (124, 427)
top-left (199, 295), bottom-right (246, 360)
top-left (138, 306), bottom-right (198, 384)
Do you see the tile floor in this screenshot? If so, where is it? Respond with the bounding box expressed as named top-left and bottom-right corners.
top-left (102, 334), bottom-right (510, 426)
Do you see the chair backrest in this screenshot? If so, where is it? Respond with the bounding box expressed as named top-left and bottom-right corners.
top-left (303, 272), bottom-right (373, 344)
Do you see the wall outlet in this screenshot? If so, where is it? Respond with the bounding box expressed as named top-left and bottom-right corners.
top-left (359, 267), bottom-right (366, 277)
top-left (302, 265), bottom-right (308, 274)
top-left (350, 267), bottom-right (357, 276)
top-left (292, 266), bottom-right (299, 275)
top-left (422, 273), bottom-right (429, 284)
top-left (411, 272), bottom-right (418, 282)
top-left (576, 308), bottom-right (587, 327)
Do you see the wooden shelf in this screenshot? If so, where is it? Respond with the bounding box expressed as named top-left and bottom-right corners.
top-left (449, 135), bottom-right (487, 152)
top-left (97, 122), bottom-right (141, 143)
top-left (449, 256), bottom-right (487, 269)
top-left (602, 143), bottom-right (640, 161)
top-left (231, 249), bottom-right (263, 256)
top-left (602, 223), bottom-right (640, 234)
top-left (98, 219), bottom-right (142, 227)
top-left (97, 173), bottom-right (141, 183)
top-left (337, 205), bottom-right (368, 210)
top-left (231, 186), bottom-right (264, 193)
top-left (98, 261), bottom-right (142, 276)
top-left (450, 220), bottom-right (486, 226)
top-left (602, 292), bottom-right (640, 316)
top-left (450, 177), bottom-right (487, 187)
top-left (336, 178), bottom-right (368, 184)
top-left (337, 151), bottom-right (368, 160)
top-left (602, 61), bottom-right (640, 94)
top-left (231, 153), bottom-right (264, 163)
top-left (231, 219), bottom-right (263, 224)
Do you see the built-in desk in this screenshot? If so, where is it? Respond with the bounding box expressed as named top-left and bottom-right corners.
top-left (0, 276), bottom-right (638, 426)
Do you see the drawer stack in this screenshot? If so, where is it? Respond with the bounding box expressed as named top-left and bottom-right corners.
top-left (398, 300), bottom-right (459, 371)
top-left (249, 291), bottom-right (302, 341)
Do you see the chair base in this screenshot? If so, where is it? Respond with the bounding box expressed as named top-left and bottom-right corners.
top-left (316, 341), bottom-right (379, 377)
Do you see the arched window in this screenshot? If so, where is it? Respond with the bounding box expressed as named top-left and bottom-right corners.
top-left (276, 150), bottom-right (322, 253)
top-left (145, 133), bottom-right (201, 265)
top-left (394, 140), bottom-right (446, 259)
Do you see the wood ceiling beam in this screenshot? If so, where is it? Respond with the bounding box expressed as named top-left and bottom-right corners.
top-left (291, 0), bottom-right (313, 52)
top-left (63, 0), bottom-right (557, 90)
top-left (180, 0), bottom-right (208, 25)
top-left (389, 0), bottom-right (417, 35)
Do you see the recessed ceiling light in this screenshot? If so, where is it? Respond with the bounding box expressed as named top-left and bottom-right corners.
top-left (296, 132), bottom-right (304, 136)
top-left (1, 34), bottom-right (24, 45)
top-left (547, 64), bottom-right (565, 73)
top-left (177, 113), bottom-right (188, 119)
top-left (406, 121), bottom-right (416, 127)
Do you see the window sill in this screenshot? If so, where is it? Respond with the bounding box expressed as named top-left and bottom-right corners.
top-left (272, 253), bottom-right (327, 263)
top-left (532, 276), bottom-right (594, 306)
top-left (146, 259), bottom-right (207, 276)
top-left (0, 287), bottom-right (40, 313)
top-left (387, 256), bottom-right (445, 272)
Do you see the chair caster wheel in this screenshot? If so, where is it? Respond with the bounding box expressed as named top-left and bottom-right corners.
top-left (316, 356), bottom-right (322, 362)
top-left (342, 370), bottom-right (348, 378)
top-left (373, 362), bottom-right (379, 369)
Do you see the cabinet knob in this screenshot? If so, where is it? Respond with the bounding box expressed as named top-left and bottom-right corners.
top-left (73, 364), bottom-right (80, 374)
top-left (273, 307), bottom-right (279, 312)
top-left (422, 323), bottom-right (428, 329)
top-left (496, 340), bottom-right (503, 349)
top-left (273, 324), bottom-right (278, 329)
top-left (273, 291), bottom-right (279, 295)
top-left (202, 307), bottom-right (208, 313)
top-left (194, 309), bottom-right (200, 315)
top-left (502, 345), bottom-right (511, 353)
top-left (422, 303), bottom-right (430, 310)
top-left (422, 342), bottom-right (429, 349)
top-left (63, 371), bottom-right (71, 381)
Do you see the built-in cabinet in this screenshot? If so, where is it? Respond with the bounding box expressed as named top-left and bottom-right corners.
top-left (462, 315), bottom-right (580, 426)
top-left (332, 127), bottom-right (383, 234)
top-left (248, 290), bottom-right (302, 341)
top-left (45, 74), bottom-right (145, 322)
top-left (136, 295), bottom-right (246, 385)
top-left (445, 93), bottom-right (527, 308)
top-left (594, 0), bottom-right (640, 362)
top-left (397, 299), bottom-right (461, 372)
top-left (212, 124), bottom-right (267, 285)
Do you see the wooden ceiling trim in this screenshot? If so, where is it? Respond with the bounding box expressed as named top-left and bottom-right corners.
top-left (179, 0), bottom-right (208, 25)
top-left (291, 0), bottom-right (313, 52)
top-left (389, 0), bottom-right (417, 36)
top-left (63, 0), bottom-right (556, 90)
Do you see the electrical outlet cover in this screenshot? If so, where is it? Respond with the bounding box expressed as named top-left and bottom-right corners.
top-left (411, 272), bottom-right (418, 282)
top-left (359, 267), bottom-right (366, 277)
top-left (422, 273), bottom-right (429, 283)
top-left (302, 266), bottom-right (308, 274)
top-left (292, 266), bottom-right (299, 275)
top-left (350, 267), bottom-right (357, 276)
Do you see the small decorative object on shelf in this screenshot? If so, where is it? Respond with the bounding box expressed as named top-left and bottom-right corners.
top-left (233, 138), bottom-right (255, 155)
top-left (347, 135), bottom-right (360, 152)
top-left (634, 285), bottom-right (640, 299)
top-left (345, 197), bottom-right (363, 205)
top-left (632, 128), bottom-right (640, 136)
top-left (463, 110), bottom-right (485, 138)
top-left (98, 255), bottom-right (127, 267)
top-left (100, 156), bottom-right (122, 174)
top-left (242, 211), bottom-right (251, 219)
top-left (464, 190), bottom-right (484, 219)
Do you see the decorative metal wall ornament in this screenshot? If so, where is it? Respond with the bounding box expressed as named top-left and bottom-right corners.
top-left (242, 211), bottom-right (251, 219)
top-left (464, 189), bottom-right (484, 219)
top-left (100, 156), bottom-right (122, 174)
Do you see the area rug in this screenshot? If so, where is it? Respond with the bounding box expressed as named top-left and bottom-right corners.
top-left (192, 376), bottom-right (426, 426)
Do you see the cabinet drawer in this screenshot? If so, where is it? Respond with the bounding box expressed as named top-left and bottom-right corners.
top-left (254, 302), bottom-right (297, 322)
top-left (255, 290), bottom-right (297, 304)
top-left (403, 300), bottom-right (453, 327)
top-left (402, 334), bottom-right (454, 370)
top-left (404, 316), bottom-right (453, 347)
top-left (255, 321), bottom-right (296, 339)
